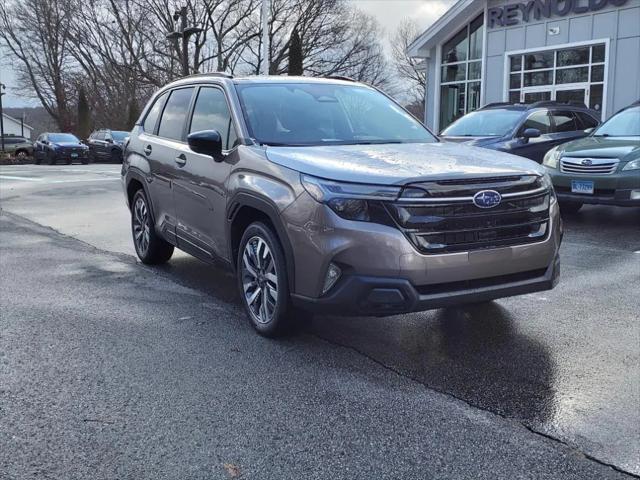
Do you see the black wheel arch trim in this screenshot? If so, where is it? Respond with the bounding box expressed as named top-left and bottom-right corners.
top-left (125, 169), bottom-right (156, 221)
top-left (227, 191), bottom-right (296, 291)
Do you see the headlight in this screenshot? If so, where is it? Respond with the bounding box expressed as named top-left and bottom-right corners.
top-left (622, 159), bottom-right (640, 171)
top-left (301, 174), bottom-right (400, 222)
top-left (541, 173), bottom-right (557, 204)
top-left (543, 147), bottom-right (561, 168)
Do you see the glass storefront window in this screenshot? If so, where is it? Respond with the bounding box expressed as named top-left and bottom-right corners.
top-left (442, 29), bottom-right (468, 64)
top-left (524, 70), bottom-right (553, 87)
top-left (557, 47), bottom-right (590, 66)
top-left (556, 67), bottom-right (589, 84)
top-left (524, 52), bottom-right (553, 70)
top-left (510, 74), bottom-right (522, 89)
top-left (593, 44), bottom-right (605, 63)
top-left (439, 14), bottom-right (484, 130)
top-left (510, 56), bottom-right (522, 72)
top-left (509, 91), bottom-right (521, 103)
top-left (591, 65), bottom-right (604, 83)
top-left (590, 84), bottom-right (603, 115)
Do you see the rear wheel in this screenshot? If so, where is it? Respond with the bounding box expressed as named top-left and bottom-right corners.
top-left (131, 189), bottom-right (174, 264)
top-left (238, 222), bottom-right (291, 337)
top-left (559, 201), bottom-right (583, 214)
top-left (15, 150), bottom-right (28, 161)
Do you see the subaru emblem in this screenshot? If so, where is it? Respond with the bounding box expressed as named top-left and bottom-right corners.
top-left (581, 158), bottom-right (593, 166)
top-left (473, 190), bottom-right (502, 209)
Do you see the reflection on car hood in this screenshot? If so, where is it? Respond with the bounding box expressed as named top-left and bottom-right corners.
top-left (265, 142), bottom-right (544, 184)
top-left (440, 136), bottom-right (502, 147)
top-left (558, 136), bottom-right (640, 161)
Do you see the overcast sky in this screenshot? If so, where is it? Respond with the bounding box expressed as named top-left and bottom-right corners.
top-left (0, 0), bottom-right (456, 108)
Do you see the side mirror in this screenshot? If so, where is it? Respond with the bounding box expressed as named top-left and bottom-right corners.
top-left (521, 128), bottom-right (541, 143)
top-left (187, 130), bottom-right (223, 162)
top-left (584, 127), bottom-right (595, 134)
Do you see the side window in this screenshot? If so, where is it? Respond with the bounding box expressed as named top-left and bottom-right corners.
top-left (158, 88), bottom-right (195, 141)
top-left (576, 112), bottom-right (599, 129)
top-left (96, 132), bottom-right (105, 141)
top-left (189, 87), bottom-right (237, 150)
top-left (143, 91), bottom-right (168, 134)
top-left (521, 111), bottom-right (551, 135)
top-left (550, 111), bottom-right (579, 133)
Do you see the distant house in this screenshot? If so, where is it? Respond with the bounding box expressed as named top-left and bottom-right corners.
top-left (2, 113), bottom-right (34, 139)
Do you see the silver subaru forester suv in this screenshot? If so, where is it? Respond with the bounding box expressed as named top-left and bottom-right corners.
top-left (122, 74), bottom-right (561, 336)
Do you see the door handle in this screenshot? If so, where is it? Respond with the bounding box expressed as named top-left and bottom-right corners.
top-left (144, 145), bottom-right (152, 156)
top-left (175, 154), bottom-right (187, 166)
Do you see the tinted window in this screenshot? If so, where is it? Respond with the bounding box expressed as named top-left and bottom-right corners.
top-left (237, 83), bottom-right (436, 146)
top-left (143, 91), bottom-right (168, 134)
top-left (550, 111), bottom-right (578, 133)
top-left (158, 88), bottom-right (194, 141)
top-left (576, 112), bottom-right (599, 129)
top-left (49, 133), bottom-right (79, 142)
top-left (522, 111), bottom-right (551, 134)
top-left (441, 109), bottom-right (523, 137)
top-left (189, 87), bottom-right (237, 150)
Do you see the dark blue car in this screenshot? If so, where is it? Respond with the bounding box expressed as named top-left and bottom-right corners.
top-left (440, 101), bottom-right (601, 163)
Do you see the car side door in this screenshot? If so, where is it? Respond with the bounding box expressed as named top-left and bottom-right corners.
top-left (172, 85), bottom-right (238, 261)
top-left (510, 110), bottom-right (554, 162)
top-left (34, 134), bottom-right (46, 161)
top-left (548, 110), bottom-right (587, 147)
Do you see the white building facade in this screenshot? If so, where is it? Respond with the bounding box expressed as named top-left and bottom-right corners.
top-left (408, 0), bottom-right (640, 133)
top-left (2, 113), bottom-right (33, 139)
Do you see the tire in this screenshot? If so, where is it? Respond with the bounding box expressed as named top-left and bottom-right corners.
top-left (81, 157), bottom-right (89, 165)
top-left (131, 189), bottom-right (174, 265)
top-left (47, 152), bottom-right (56, 165)
top-left (15, 150), bottom-right (28, 161)
top-left (111, 149), bottom-right (121, 163)
top-left (559, 201), bottom-right (583, 214)
top-left (237, 221), bottom-right (292, 337)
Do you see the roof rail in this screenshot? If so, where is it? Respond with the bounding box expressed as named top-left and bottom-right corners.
top-left (528, 100), bottom-right (588, 109)
top-left (481, 102), bottom-right (516, 109)
top-left (184, 72), bottom-right (233, 79)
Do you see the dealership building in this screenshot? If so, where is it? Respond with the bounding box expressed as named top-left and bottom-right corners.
top-left (408, 0), bottom-right (640, 132)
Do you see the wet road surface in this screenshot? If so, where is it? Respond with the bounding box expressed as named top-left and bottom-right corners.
top-left (1, 164), bottom-right (639, 477)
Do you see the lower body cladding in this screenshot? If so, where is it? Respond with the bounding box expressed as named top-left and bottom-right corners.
top-left (284, 192), bottom-right (562, 316)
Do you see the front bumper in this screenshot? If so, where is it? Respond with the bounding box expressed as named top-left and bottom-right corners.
top-left (546, 166), bottom-right (640, 207)
top-left (292, 254), bottom-right (560, 316)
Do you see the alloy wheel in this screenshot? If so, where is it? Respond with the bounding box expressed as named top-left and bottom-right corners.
top-left (133, 196), bottom-right (150, 256)
top-left (241, 236), bottom-right (278, 324)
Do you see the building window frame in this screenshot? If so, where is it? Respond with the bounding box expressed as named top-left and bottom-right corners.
top-left (437, 13), bottom-right (485, 132)
top-left (503, 38), bottom-right (610, 119)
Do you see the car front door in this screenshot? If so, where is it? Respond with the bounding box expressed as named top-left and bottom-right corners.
top-left (34, 134), bottom-right (46, 161)
top-left (172, 85), bottom-right (237, 261)
top-left (511, 110), bottom-right (554, 162)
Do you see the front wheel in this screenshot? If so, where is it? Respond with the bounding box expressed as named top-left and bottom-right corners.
top-left (559, 201), bottom-right (583, 214)
top-left (131, 189), bottom-right (174, 264)
top-left (237, 222), bottom-right (291, 337)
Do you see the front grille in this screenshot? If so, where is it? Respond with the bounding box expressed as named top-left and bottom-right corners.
top-left (560, 158), bottom-right (619, 175)
top-left (386, 177), bottom-right (551, 254)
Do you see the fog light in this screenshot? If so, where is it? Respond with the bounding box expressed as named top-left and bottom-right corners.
top-left (630, 190), bottom-right (640, 200)
top-left (322, 263), bottom-right (342, 294)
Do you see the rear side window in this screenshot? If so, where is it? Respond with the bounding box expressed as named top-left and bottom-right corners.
top-left (521, 111), bottom-right (551, 134)
top-left (550, 111), bottom-right (579, 132)
top-left (189, 87), bottom-right (237, 150)
top-left (576, 112), bottom-right (599, 129)
top-left (143, 91), bottom-right (168, 134)
top-left (158, 88), bottom-right (195, 141)
top-left (96, 132), bottom-right (105, 140)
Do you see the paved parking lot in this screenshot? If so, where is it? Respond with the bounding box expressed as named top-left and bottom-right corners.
top-left (1, 164), bottom-right (639, 478)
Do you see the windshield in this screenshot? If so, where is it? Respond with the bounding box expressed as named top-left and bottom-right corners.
top-left (441, 109), bottom-right (524, 137)
top-left (594, 106), bottom-right (640, 137)
top-left (111, 131), bottom-right (129, 141)
top-left (235, 83), bottom-right (437, 146)
top-left (49, 133), bottom-right (79, 143)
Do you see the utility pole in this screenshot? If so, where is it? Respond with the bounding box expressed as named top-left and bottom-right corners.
top-left (166, 7), bottom-right (203, 77)
top-left (260, 0), bottom-right (270, 75)
top-left (0, 83), bottom-right (5, 153)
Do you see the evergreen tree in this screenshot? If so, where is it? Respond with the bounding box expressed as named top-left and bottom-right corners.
top-left (288, 29), bottom-right (303, 76)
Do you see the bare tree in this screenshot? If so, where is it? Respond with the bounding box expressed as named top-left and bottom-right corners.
top-left (0, 0), bottom-right (76, 130)
top-left (390, 19), bottom-right (426, 104)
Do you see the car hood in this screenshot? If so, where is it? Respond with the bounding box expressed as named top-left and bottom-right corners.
top-left (264, 142), bottom-right (544, 185)
top-left (440, 136), bottom-right (503, 147)
top-left (558, 136), bottom-right (640, 161)
top-left (53, 141), bottom-right (85, 148)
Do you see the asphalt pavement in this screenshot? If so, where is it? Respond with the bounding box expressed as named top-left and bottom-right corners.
top-left (1, 164), bottom-right (639, 479)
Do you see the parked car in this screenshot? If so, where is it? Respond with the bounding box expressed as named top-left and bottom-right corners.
top-left (122, 74), bottom-right (561, 336)
top-left (543, 101), bottom-right (640, 213)
top-left (87, 129), bottom-right (129, 163)
top-left (34, 133), bottom-right (90, 165)
top-left (440, 101), bottom-right (601, 163)
top-left (1, 135), bottom-right (33, 159)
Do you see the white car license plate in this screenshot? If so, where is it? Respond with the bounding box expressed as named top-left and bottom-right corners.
top-left (571, 180), bottom-right (594, 195)
top-left (71, 153), bottom-right (79, 158)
